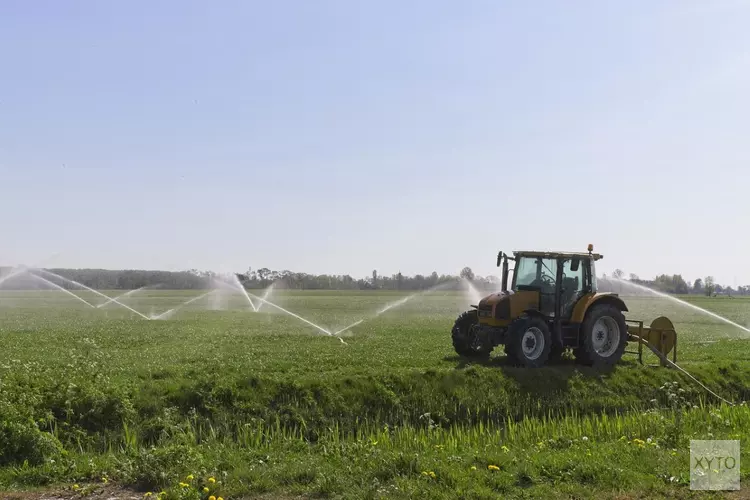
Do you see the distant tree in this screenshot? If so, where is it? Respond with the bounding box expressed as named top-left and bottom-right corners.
top-left (672, 274), bottom-right (689, 294)
top-left (612, 269), bottom-right (624, 279)
top-left (652, 274), bottom-right (689, 294)
top-left (413, 274), bottom-right (425, 290)
top-left (430, 271), bottom-right (439, 287)
top-left (460, 267), bottom-right (475, 281)
top-left (372, 270), bottom-right (378, 287)
top-left (629, 273), bottom-right (639, 281)
top-left (693, 278), bottom-right (703, 294)
top-left (704, 276), bottom-right (715, 296)
top-left (256, 268), bottom-right (272, 284)
top-left (396, 272), bottom-right (403, 290)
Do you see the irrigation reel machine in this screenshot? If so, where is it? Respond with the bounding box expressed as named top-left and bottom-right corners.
top-left (452, 245), bottom-right (677, 368)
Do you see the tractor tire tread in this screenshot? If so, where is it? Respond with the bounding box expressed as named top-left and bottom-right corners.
top-left (452, 310), bottom-right (491, 358)
top-left (575, 303), bottom-right (628, 367)
top-left (506, 314), bottom-right (552, 368)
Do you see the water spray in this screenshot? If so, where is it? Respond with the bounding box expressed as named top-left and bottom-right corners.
top-left (461, 277), bottom-right (483, 306)
top-left (0, 266), bottom-right (30, 288)
top-left (230, 274), bottom-right (259, 312)
top-left (34, 269), bottom-right (151, 320)
top-left (27, 273), bottom-right (97, 308)
top-left (151, 290), bottom-right (215, 320)
top-left (255, 283), bottom-right (275, 312)
top-left (96, 285), bottom-right (155, 308)
top-left (331, 280), bottom-right (462, 338)
top-left (245, 290), bottom-right (334, 337)
top-left (612, 278), bottom-right (750, 335)
top-left (333, 320), bottom-right (363, 336)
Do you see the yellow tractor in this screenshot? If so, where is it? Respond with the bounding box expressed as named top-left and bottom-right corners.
top-left (452, 245), bottom-right (677, 368)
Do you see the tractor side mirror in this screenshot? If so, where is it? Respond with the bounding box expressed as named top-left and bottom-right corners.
top-left (497, 251), bottom-right (503, 267)
top-left (570, 258), bottom-right (580, 272)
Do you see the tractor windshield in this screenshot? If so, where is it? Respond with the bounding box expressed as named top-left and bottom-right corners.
top-left (513, 256), bottom-right (557, 291)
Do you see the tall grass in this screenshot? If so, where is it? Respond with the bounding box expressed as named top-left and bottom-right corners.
top-left (2, 403), bottom-right (747, 499)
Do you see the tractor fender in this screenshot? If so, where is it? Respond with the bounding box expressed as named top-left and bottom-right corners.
top-left (522, 309), bottom-right (548, 321)
top-left (571, 293), bottom-right (628, 323)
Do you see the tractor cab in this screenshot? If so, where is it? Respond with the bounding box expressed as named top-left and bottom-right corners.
top-left (453, 245), bottom-right (631, 368)
top-left (503, 247), bottom-right (600, 320)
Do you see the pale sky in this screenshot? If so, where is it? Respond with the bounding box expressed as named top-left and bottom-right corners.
top-left (1, 1), bottom-right (749, 286)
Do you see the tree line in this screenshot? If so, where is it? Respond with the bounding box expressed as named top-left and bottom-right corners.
top-left (0, 265), bottom-right (744, 296)
top-left (605, 269), bottom-right (748, 296)
top-left (0, 266), bottom-right (496, 292)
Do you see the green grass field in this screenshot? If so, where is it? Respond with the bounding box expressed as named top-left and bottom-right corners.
top-left (1, 289), bottom-right (749, 499)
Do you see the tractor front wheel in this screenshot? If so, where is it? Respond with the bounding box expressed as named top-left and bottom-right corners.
top-left (452, 310), bottom-right (492, 358)
top-left (507, 315), bottom-right (552, 367)
top-left (575, 304), bottom-right (628, 367)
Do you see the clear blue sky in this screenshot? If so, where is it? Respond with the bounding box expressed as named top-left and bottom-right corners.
top-left (1, 0), bottom-right (749, 285)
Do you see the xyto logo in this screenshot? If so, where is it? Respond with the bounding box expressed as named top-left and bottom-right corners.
top-left (690, 440), bottom-right (740, 491)
top-left (693, 455), bottom-right (737, 472)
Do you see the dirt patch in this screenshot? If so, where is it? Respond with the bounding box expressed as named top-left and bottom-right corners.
top-left (0, 486), bottom-right (310, 500)
top-left (0, 484), bottom-right (141, 500)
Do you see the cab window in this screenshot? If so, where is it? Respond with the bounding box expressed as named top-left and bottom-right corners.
top-left (513, 257), bottom-right (557, 292)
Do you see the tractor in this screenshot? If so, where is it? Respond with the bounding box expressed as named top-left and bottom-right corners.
top-left (452, 245), bottom-right (677, 368)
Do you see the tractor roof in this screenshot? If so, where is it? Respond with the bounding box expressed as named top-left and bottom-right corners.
top-left (513, 250), bottom-right (604, 261)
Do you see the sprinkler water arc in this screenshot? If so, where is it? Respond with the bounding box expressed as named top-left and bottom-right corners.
top-left (97, 285), bottom-right (157, 308)
top-left (34, 268), bottom-right (151, 320)
top-left (28, 273), bottom-right (97, 308)
top-left (244, 291), bottom-right (333, 337)
top-left (151, 290), bottom-right (216, 320)
top-left (330, 280), bottom-right (465, 338)
top-left (611, 278), bottom-right (750, 335)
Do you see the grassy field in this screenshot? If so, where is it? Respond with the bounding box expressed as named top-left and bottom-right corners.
top-left (0, 288), bottom-right (749, 499)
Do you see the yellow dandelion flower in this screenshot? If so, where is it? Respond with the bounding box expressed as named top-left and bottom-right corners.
top-left (203, 487), bottom-right (210, 493)
top-left (470, 466), bottom-right (477, 471)
top-left (144, 493), bottom-right (153, 498)
top-left (101, 477), bottom-right (108, 483)
top-left (72, 484), bottom-right (80, 490)
top-left (179, 482), bottom-right (189, 488)
top-left (186, 474), bottom-right (194, 481)
top-left (208, 477), bottom-right (216, 484)
top-left (209, 496), bottom-right (217, 500)
top-left (429, 471), bottom-right (436, 479)
top-left (488, 464), bottom-right (500, 471)
top-left (218, 497), bottom-right (224, 500)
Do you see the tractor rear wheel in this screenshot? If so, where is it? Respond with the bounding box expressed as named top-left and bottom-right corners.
top-left (575, 304), bottom-right (628, 367)
top-left (506, 315), bottom-right (552, 367)
top-left (452, 310), bottom-right (492, 358)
